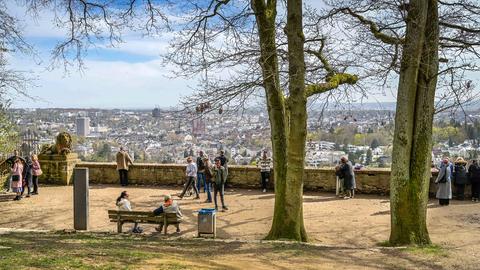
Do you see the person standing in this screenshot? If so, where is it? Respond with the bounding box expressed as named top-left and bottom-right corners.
top-left (196, 151), bottom-right (207, 193)
top-left (257, 150), bottom-right (272, 193)
top-left (203, 156), bottom-right (213, 203)
top-left (217, 150), bottom-right (229, 178)
top-left (435, 158), bottom-right (452, 206)
top-left (339, 156), bottom-right (355, 199)
top-left (31, 154), bottom-right (42, 195)
top-left (11, 158), bottom-right (24, 201)
top-left (212, 158), bottom-right (228, 211)
top-left (335, 161), bottom-right (345, 197)
top-left (4, 150), bottom-right (22, 192)
top-left (452, 157), bottom-right (468, 200)
top-left (21, 156), bottom-right (33, 198)
top-left (116, 146), bottom-right (133, 186)
top-left (468, 159), bottom-right (480, 202)
top-left (178, 157), bottom-right (200, 199)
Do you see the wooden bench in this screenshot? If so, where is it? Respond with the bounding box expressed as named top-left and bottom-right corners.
top-left (0, 193), bottom-right (17, 202)
top-left (107, 210), bottom-right (182, 234)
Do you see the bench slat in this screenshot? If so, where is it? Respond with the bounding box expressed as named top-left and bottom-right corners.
top-left (110, 219), bottom-right (181, 224)
top-left (109, 216), bottom-right (180, 222)
top-left (108, 210), bottom-right (154, 215)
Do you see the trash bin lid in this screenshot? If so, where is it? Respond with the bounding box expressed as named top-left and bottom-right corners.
top-left (199, 208), bottom-right (216, 214)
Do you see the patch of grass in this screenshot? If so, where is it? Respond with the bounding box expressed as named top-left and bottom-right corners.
top-left (377, 240), bottom-right (392, 247)
top-left (404, 244), bottom-right (445, 256)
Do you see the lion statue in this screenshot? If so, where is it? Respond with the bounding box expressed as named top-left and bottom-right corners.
top-left (40, 132), bottom-right (73, 155)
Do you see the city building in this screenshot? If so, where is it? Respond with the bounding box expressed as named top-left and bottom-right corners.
top-left (76, 117), bottom-right (90, 137)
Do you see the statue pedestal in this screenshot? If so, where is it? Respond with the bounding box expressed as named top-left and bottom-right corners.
top-left (38, 153), bottom-right (80, 185)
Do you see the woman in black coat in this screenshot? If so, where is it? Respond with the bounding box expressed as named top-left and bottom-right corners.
top-left (452, 157), bottom-right (468, 200)
top-left (468, 160), bottom-right (480, 202)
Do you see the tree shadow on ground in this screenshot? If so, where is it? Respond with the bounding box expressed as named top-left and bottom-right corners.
top-left (0, 232), bottom-right (452, 270)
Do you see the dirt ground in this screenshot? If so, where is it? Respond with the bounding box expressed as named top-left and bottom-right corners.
top-left (1, 185), bottom-right (479, 269)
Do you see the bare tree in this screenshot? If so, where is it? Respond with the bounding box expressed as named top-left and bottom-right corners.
top-left (0, 1), bottom-right (34, 99)
top-left (321, 0), bottom-right (480, 245)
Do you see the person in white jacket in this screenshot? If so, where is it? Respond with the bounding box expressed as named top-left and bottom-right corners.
top-left (116, 191), bottom-right (141, 233)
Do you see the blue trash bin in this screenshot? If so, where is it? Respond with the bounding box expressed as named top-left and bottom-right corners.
top-left (198, 208), bottom-right (216, 238)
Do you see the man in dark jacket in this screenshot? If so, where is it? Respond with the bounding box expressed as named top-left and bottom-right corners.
top-left (216, 150), bottom-right (229, 183)
top-left (452, 157), bottom-right (468, 200)
top-left (339, 156), bottom-right (355, 199)
top-left (468, 160), bottom-right (480, 202)
top-left (212, 158), bottom-right (228, 211)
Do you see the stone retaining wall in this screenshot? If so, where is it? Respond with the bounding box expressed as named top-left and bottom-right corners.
top-left (74, 162), bottom-right (470, 196)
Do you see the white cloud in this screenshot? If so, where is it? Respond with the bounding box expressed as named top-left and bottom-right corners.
top-left (12, 58), bottom-right (196, 108)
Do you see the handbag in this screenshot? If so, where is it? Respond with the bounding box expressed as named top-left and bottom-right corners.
top-left (33, 168), bottom-right (43, 176)
top-left (11, 175), bottom-right (20, 182)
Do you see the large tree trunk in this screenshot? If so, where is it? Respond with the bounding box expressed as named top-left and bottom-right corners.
top-left (389, 0), bottom-right (439, 246)
top-left (266, 0), bottom-right (308, 241)
top-left (252, 0), bottom-right (308, 241)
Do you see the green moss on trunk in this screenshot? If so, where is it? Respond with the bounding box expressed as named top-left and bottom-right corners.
top-left (389, 0), bottom-right (439, 246)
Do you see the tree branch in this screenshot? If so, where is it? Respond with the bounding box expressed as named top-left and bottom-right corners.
top-left (305, 73), bottom-right (358, 97)
top-left (336, 8), bottom-right (404, 45)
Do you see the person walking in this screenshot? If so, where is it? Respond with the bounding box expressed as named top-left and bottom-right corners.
top-left (212, 158), bottom-right (228, 211)
top-left (11, 157), bottom-right (24, 201)
top-left (203, 156), bottom-right (213, 203)
top-left (178, 157), bottom-right (200, 199)
top-left (31, 154), bottom-right (42, 195)
top-left (196, 150), bottom-right (207, 193)
top-left (468, 159), bottom-right (480, 202)
top-left (116, 146), bottom-right (133, 186)
top-left (257, 150), bottom-right (272, 193)
top-left (435, 158), bottom-right (452, 206)
top-left (339, 156), bottom-right (355, 199)
top-left (116, 191), bottom-right (141, 233)
top-left (452, 157), bottom-right (468, 200)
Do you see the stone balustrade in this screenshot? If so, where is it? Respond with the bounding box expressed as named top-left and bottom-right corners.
top-left (71, 162), bottom-right (464, 196)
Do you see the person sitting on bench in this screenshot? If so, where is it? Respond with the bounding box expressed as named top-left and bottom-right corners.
top-left (116, 191), bottom-right (142, 233)
top-left (153, 195), bottom-right (183, 233)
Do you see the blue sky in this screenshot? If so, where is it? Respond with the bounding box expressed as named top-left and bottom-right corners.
top-left (8, 0), bottom-right (397, 109)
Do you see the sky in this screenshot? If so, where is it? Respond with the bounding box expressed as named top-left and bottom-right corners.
top-left (7, 0), bottom-right (396, 109)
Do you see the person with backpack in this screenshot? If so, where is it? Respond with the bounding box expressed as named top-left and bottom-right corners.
top-left (452, 157), bottom-right (468, 200)
top-left (468, 159), bottom-right (480, 202)
top-left (435, 158), bottom-right (452, 206)
top-left (116, 191), bottom-right (142, 233)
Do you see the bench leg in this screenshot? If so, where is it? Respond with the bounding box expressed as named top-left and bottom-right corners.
top-left (117, 221), bottom-right (123, 233)
top-left (164, 223), bottom-right (168, 235)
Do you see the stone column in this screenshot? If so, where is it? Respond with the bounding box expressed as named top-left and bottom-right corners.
top-left (74, 167), bottom-right (89, 230)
